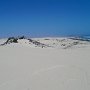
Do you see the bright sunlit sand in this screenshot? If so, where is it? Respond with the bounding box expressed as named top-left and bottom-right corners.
top-left (0, 37), bottom-right (90, 90)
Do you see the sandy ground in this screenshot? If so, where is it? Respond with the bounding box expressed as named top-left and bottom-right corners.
top-left (0, 38), bottom-right (90, 90)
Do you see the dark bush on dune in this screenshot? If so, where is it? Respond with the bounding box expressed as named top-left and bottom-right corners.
top-left (6, 37), bottom-right (18, 44)
top-left (12, 38), bottom-right (18, 43)
top-left (18, 36), bottom-right (26, 39)
top-left (28, 39), bottom-right (33, 42)
top-left (44, 39), bottom-right (50, 40)
top-left (0, 37), bottom-right (18, 46)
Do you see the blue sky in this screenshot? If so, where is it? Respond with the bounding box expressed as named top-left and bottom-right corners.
top-left (0, 0), bottom-right (90, 37)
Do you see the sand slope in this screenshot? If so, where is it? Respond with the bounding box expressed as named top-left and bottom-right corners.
top-left (0, 38), bottom-right (90, 90)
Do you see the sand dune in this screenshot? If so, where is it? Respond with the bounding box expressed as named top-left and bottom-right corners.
top-left (0, 37), bottom-right (90, 90)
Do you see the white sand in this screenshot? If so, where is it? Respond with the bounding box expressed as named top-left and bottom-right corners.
top-left (0, 38), bottom-right (90, 90)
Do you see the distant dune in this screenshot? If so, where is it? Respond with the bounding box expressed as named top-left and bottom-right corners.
top-left (0, 36), bottom-right (90, 90)
top-left (0, 36), bottom-right (90, 49)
